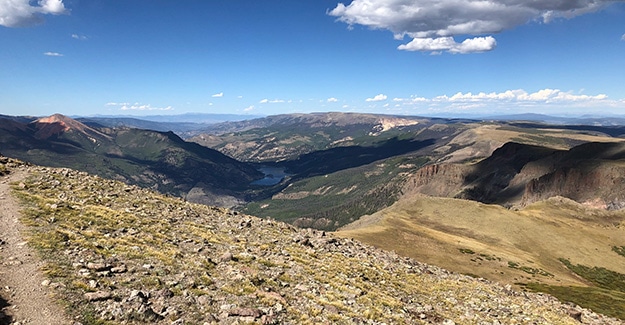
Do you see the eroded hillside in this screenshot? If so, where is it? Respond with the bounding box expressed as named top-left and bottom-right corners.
top-left (404, 141), bottom-right (625, 209)
top-left (1, 156), bottom-right (621, 324)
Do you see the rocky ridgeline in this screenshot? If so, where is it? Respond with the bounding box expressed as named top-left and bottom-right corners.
top-left (1, 156), bottom-right (623, 324)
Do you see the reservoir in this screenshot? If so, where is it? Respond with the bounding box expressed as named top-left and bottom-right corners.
top-left (251, 166), bottom-right (289, 186)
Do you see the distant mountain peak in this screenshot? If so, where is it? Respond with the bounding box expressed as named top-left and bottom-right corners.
top-left (32, 113), bottom-right (107, 140)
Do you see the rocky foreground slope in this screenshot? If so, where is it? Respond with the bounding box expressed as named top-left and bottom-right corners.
top-left (0, 156), bottom-right (622, 324)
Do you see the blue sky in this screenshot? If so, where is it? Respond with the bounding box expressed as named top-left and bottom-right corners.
top-left (1, 0), bottom-right (624, 118)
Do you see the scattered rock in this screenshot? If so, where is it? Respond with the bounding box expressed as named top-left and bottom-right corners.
top-left (228, 307), bottom-right (263, 318)
top-left (219, 252), bottom-right (234, 263)
top-left (5, 161), bottom-right (624, 325)
top-left (86, 262), bottom-right (109, 271)
top-left (84, 291), bottom-right (112, 302)
top-left (569, 308), bottom-right (584, 322)
top-left (129, 290), bottom-right (149, 303)
top-left (111, 265), bottom-right (127, 273)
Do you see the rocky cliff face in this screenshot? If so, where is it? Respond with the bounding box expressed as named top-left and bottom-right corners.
top-left (404, 141), bottom-right (625, 210)
top-left (2, 156), bottom-right (621, 324)
top-left (522, 162), bottom-right (625, 209)
top-left (402, 163), bottom-right (469, 198)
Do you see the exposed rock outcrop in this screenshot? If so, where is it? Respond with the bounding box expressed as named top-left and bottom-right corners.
top-left (404, 141), bottom-right (625, 210)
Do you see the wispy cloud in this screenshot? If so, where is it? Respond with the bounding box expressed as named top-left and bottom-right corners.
top-left (330, 0), bottom-right (615, 54)
top-left (621, 34), bottom-right (625, 41)
top-left (71, 34), bottom-right (88, 40)
top-left (43, 51), bottom-right (64, 57)
top-left (0, 0), bottom-right (68, 28)
top-left (211, 92), bottom-right (224, 98)
top-left (327, 97), bottom-right (339, 102)
top-left (259, 98), bottom-right (286, 104)
top-left (365, 94), bottom-right (387, 102)
top-left (106, 102), bottom-right (173, 111)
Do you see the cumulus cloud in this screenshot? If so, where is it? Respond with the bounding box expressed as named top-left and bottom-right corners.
top-left (211, 92), bottom-right (224, 98)
top-left (391, 88), bottom-right (617, 114)
top-left (43, 51), bottom-right (63, 56)
top-left (327, 97), bottom-right (339, 102)
top-left (329, 0), bottom-right (614, 53)
top-left (397, 36), bottom-right (496, 53)
top-left (106, 102), bottom-right (173, 111)
top-left (439, 89), bottom-right (608, 102)
top-left (243, 105), bottom-right (255, 112)
top-left (366, 94), bottom-right (388, 102)
top-left (1, 0), bottom-right (67, 27)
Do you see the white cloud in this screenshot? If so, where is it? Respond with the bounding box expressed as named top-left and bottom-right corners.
top-left (394, 96), bottom-right (428, 103)
top-left (330, 0), bottom-right (614, 54)
top-left (105, 102), bottom-right (129, 106)
top-left (243, 105), bottom-right (255, 112)
top-left (0, 0), bottom-right (67, 27)
top-left (71, 34), bottom-right (87, 40)
top-left (327, 97), bottom-right (339, 102)
top-left (391, 88), bottom-right (619, 114)
top-left (621, 33), bottom-right (625, 41)
top-left (211, 92), bottom-right (224, 98)
top-left (397, 36), bottom-right (496, 54)
top-left (43, 51), bottom-right (63, 56)
top-left (106, 102), bottom-right (173, 111)
top-left (366, 94), bottom-right (388, 102)
top-left (259, 98), bottom-right (285, 104)
top-left (429, 89), bottom-right (608, 103)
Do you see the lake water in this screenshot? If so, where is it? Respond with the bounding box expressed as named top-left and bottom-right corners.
top-left (251, 166), bottom-right (289, 186)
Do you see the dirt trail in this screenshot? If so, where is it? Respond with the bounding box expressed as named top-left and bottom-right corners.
top-left (0, 169), bottom-right (71, 325)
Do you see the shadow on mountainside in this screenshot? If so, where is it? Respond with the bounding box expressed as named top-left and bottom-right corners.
top-left (0, 295), bottom-right (13, 325)
top-left (457, 142), bottom-right (561, 204)
top-left (456, 141), bottom-right (625, 206)
top-left (509, 122), bottom-right (625, 138)
top-left (276, 137), bottom-right (436, 179)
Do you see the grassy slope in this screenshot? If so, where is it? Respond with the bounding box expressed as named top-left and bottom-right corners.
top-left (435, 123), bottom-right (625, 163)
top-left (5, 160), bottom-right (598, 324)
top-left (335, 195), bottom-right (625, 319)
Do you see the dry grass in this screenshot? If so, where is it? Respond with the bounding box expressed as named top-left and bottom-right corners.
top-left (438, 124), bottom-right (625, 163)
top-left (336, 195), bottom-right (625, 288)
top-left (4, 163), bottom-right (611, 324)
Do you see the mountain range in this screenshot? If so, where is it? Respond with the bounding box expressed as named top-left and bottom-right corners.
top-left (3, 111), bottom-right (625, 320)
top-left (2, 155), bottom-right (623, 324)
top-left (0, 114), bottom-right (261, 207)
